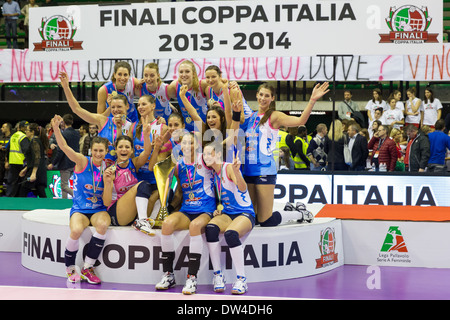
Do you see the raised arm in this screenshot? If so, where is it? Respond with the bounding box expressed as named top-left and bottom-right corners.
top-left (59, 71), bottom-right (106, 129)
top-left (51, 114), bottom-right (87, 171)
top-left (272, 82), bottom-right (330, 129)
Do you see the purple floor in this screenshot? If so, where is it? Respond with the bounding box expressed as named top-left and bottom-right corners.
top-left (2, 251), bottom-right (450, 300)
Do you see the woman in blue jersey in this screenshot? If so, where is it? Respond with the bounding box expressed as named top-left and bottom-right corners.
top-left (127, 94), bottom-right (169, 232)
top-left (166, 60), bottom-right (208, 132)
top-left (203, 142), bottom-right (255, 295)
top-left (204, 65), bottom-right (251, 129)
top-left (232, 82), bottom-right (330, 227)
top-left (139, 62), bottom-right (176, 123)
top-left (155, 132), bottom-right (215, 295)
top-left (97, 61), bottom-right (140, 123)
top-left (59, 71), bottom-right (132, 167)
top-left (51, 115), bottom-right (110, 285)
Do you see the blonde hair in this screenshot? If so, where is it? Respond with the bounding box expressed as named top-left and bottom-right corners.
top-left (178, 60), bottom-right (200, 93)
top-left (144, 62), bottom-right (162, 86)
top-left (327, 119), bottom-right (343, 141)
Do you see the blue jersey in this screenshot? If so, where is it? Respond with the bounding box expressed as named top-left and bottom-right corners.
top-left (214, 163), bottom-right (255, 216)
top-left (177, 153), bottom-right (216, 214)
top-left (132, 118), bottom-right (163, 184)
top-left (103, 80), bottom-right (138, 123)
top-left (176, 82), bottom-right (207, 132)
top-left (140, 83), bottom-right (172, 123)
top-left (207, 86), bottom-right (253, 130)
top-left (243, 112), bottom-right (279, 176)
top-left (71, 157), bottom-right (107, 216)
top-left (98, 117), bottom-right (133, 167)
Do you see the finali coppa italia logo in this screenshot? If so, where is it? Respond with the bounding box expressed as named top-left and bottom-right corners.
top-left (315, 227), bottom-right (338, 269)
top-left (33, 15), bottom-right (83, 52)
top-left (379, 5), bottom-right (438, 44)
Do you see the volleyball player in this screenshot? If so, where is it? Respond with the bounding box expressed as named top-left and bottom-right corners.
top-left (59, 71), bottom-right (132, 167)
top-left (139, 62), bottom-right (176, 123)
top-left (51, 115), bottom-right (110, 285)
top-left (233, 82), bottom-right (330, 227)
top-left (155, 132), bottom-right (215, 295)
top-left (203, 143), bottom-right (255, 295)
top-left (97, 61), bottom-right (140, 123)
top-left (129, 95), bottom-right (169, 233)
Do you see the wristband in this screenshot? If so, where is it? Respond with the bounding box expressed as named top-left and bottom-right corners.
top-left (232, 111), bottom-right (241, 122)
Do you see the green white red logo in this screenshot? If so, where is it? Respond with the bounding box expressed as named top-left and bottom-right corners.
top-left (316, 227), bottom-right (338, 269)
top-left (33, 15), bottom-right (83, 52)
top-left (379, 5), bottom-right (438, 44)
top-left (380, 226), bottom-right (408, 252)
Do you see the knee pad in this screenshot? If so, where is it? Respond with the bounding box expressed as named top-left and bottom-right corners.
top-left (136, 181), bottom-right (152, 198)
top-left (224, 230), bottom-right (241, 248)
top-left (205, 224), bottom-right (220, 243)
top-left (259, 211), bottom-right (282, 227)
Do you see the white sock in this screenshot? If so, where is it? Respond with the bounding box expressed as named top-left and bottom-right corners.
top-left (93, 231), bottom-right (107, 240)
top-left (189, 235), bottom-right (203, 255)
top-left (161, 234), bottom-right (175, 253)
top-left (136, 196), bottom-right (149, 220)
top-left (207, 241), bottom-right (221, 272)
top-left (278, 210), bottom-right (302, 224)
top-left (230, 246), bottom-right (245, 278)
top-left (65, 236), bottom-right (79, 252)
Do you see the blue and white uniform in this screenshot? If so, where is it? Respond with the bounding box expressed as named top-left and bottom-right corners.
top-left (177, 82), bottom-right (207, 132)
top-left (98, 117), bottom-right (133, 167)
top-left (207, 87), bottom-right (253, 130)
top-left (214, 163), bottom-right (255, 217)
top-left (177, 153), bottom-right (216, 214)
top-left (132, 118), bottom-right (164, 184)
top-left (243, 112), bottom-right (279, 177)
top-left (140, 83), bottom-right (172, 123)
top-left (71, 157), bottom-right (107, 217)
top-left (102, 79), bottom-right (138, 123)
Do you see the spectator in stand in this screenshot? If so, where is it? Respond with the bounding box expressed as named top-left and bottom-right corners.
top-left (286, 126), bottom-right (309, 170)
top-left (21, 0), bottom-right (39, 48)
top-left (338, 90), bottom-right (365, 128)
top-left (427, 119), bottom-right (450, 173)
top-left (365, 88), bottom-right (387, 125)
top-left (404, 87), bottom-right (422, 129)
top-left (48, 114), bottom-right (79, 198)
top-left (6, 121), bottom-right (30, 197)
top-left (79, 123), bottom-right (90, 156)
top-left (421, 88), bottom-right (442, 131)
top-left (89, 124), bottom-right (98, 138)
top-left (387, 90), bottom-right (405, 111)
top-left (278, 146), bottom-right (295, 171)
top-left (404, 124), bottom-right (430, 172)
top-left (19, 123), bottom-right (48, 198)
top-left (383, 97), bottom-right (404, 130)
top-left (2, 0), bottom-right (21, 49)
top-left (307, 123), bottom-right (328, 171)
top-left (389, 127), bottom-right (405, 171)
top-left (0, 123), bottom-right (12, 196)
top-left (347, 123), bottom-right (369, 171)
top-left (367, 125), bottom-right (398, 172)
top-left (369, 118), bottom-right (382, 140)
top-left (325, 119), bottom-right (348, 171)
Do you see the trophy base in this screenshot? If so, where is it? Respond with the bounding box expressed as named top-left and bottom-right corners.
top-left (153, 207), bottom-right (168, 229)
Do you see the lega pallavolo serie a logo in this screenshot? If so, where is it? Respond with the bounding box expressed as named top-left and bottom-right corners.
top-left (379, 5), bottom-right (439, 44)
top-left (33, 15), bottom-right (83, 52)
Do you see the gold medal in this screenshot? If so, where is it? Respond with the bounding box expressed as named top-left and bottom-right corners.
top-left (110, 149), bottom-right (116, 156)
top-left (111, 91), bottom-right (118, 97)
top-left (217, 204), bottom-right (224, 212)
top-left (91, 196), bottom-right (98, 203)
top-left (186, 117), bottom-right (192, 124)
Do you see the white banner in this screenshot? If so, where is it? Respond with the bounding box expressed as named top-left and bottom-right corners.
top-left (275, 173), bottom-right (450, 207)
top-left (6, 46), bottom-right (450, 83)
top-left (342, 220), bottom-right (450, 268)
top-left (21, 210), bottom-right (343, 285)
top-left (28, 1), bottom-right (443, 61)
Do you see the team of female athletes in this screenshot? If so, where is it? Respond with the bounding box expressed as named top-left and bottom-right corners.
top-left (55, 61), bottom-right (330, 294)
